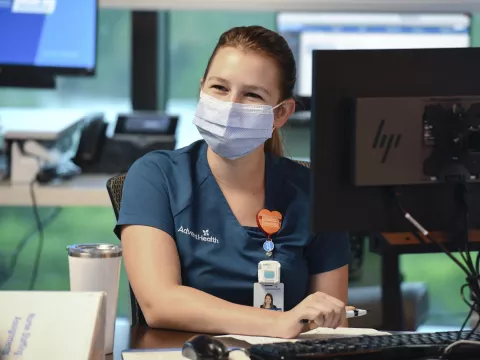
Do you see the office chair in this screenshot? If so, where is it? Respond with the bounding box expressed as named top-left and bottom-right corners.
top-left (106, 173), bottom-right (147, 325)
top-left (106, 160), bottom-right (365, 326)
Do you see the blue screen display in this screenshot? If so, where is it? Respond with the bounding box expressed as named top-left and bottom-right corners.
top-left (0, 0), bottom-right (96, 70)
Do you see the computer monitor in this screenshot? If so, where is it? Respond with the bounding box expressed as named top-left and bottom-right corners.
top-left (277, 12), bottom-right (471, 100)
top-left (310, 47), bottom-right (480, 239)
top-left (0, 0), bottom-right (97, 86)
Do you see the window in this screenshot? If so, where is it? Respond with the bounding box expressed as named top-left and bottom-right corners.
top-left (168, 10), bottom-right (276, 100)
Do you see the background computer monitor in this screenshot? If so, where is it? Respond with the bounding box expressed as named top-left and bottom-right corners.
top-left (277, 12), bottom-right (471, 101)
top-left (310, 47), bottom-right (480, 237)
top-left (0, 0), bottom-right (97, 78)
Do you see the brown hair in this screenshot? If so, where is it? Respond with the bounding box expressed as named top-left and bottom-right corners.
top-left (202, 26), bottom-right (296, 157)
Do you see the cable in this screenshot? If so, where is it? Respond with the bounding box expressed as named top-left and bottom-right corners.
top-left (393, 188), bottom-right (480, 341)
top-left (394, 189), bottom-right (470, 275)
top-left (457, 305), bottom-right (475, 340)
top-left (476, 250), bottom-right (480, 274)
top-left (25, 156), bottom-right (48, 291)
top-left (0, 179), bottom-right (61, 290)
top-left (3, 206), bottom-right (61, 287)
top-left (28, 177), bottom-right (44, 291)
top-left (459, 184), bottom-right (476, 276)
top-left (0, 148), bottom-right (63, 290)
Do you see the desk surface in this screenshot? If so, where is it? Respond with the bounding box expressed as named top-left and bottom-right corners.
top-left (111, 318), bottom-right (197, 360)
top-left (111, 319), bottom-right (262, 359)
top-left (110, 319), bottom-right (422, 360)
top-left (0, 174), bottom-right (113, 206)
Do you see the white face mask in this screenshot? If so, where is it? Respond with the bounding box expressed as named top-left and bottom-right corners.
top-left (193, 91), bottom-right (284, 160)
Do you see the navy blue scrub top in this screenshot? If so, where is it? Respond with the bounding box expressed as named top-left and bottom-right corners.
top-left (115, 140), bottom-right (351, 311)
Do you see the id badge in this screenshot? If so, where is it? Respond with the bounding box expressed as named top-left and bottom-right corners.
top-left (258, 260), bottom-right (281, 284)
top-left (254, 283), bottom-right (284, 312)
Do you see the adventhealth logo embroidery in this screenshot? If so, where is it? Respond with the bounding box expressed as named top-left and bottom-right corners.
top-left (177, 226), bottom-right (219, 244)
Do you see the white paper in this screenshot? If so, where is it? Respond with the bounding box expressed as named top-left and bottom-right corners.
top-left (0, 291), bottom-right (106, 360)
top-left (121, 350), bottom-right (248, 360)
top-left (121, 351), bottom-right (185, 360)
top-left (216, 327), bottom-right (391, 345)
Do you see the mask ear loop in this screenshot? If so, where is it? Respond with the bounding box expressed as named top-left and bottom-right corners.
top-left (270, 100), bottom-right (292, 158)
top-left (271, 100), bottom-right (287, 134)
top-left (272, 100), bottom-right (286, 111)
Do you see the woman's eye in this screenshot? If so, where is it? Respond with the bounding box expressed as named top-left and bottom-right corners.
top-left (212, 84), bottom-right (227, 91)
top-left (246, 92), bottom-right (262, 99)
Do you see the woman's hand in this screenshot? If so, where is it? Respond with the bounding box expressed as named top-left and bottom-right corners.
top-left (274, 292), bottom-right (353, 339)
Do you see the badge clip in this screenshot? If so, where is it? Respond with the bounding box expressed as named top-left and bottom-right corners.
top-left (258, 260), bottom-right (281, 285)
top-left (257, 209), bottom-right (282, 257)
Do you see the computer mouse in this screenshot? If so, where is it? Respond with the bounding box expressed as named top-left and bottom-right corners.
top-left (443, 341), bottom-right (480, 360)
top-left (182, 334), bottom-right (229, 360)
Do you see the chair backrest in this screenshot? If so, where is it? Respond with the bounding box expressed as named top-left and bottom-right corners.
top-left (105, 160), bottom-right (364, 326)
top-left (106, 173), bottom-right (146, 326)
top-left (106, 173), bottom-right (126, 219)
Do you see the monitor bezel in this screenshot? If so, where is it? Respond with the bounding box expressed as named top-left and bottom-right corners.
top-left (309, 46), bottom-right (480, 235)
top-left (0, 0), bottom-right (98, 77)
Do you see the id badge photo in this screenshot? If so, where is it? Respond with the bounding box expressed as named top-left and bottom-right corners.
top-left (254, 283), bottom-right (285, 311)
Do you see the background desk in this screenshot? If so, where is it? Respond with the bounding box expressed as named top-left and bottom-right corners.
top-left (0, 175), bottom-right (113, 206)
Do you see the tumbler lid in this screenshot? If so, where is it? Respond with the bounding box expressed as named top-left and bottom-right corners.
top-left (67, 243), bottom-right (122, 258)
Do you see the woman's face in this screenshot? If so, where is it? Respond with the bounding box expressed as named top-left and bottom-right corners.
top-left (265, 295), bottom-right (272, 305)
top-left (202, 46), bottom-right (282, 107)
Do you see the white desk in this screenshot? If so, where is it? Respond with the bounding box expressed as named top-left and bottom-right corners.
top-left (0, 174), bottom-right (113, 206)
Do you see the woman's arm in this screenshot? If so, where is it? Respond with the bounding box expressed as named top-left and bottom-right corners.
top-left (309, 265), bottom-right (349, 327)
top-left (305, 232), bottom-right (351, 328)
top-left (122, 224), bottom-right (283, 336)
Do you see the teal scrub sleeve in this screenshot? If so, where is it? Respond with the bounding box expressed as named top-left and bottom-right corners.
top-left (114, 154), bottom-right (175, 240)
top-left (306, 232), bottom-right (352, 275)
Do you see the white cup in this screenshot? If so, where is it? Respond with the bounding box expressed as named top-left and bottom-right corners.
top-left (67, 243), bottom-right (122, 354)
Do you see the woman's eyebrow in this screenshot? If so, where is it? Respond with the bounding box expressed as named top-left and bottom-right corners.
top-left (208, 76), bottom-right (228, 84)
top-left (208, 76), bottom-right (271, 97)
top-left (244, 84), bottom-right (271, 97)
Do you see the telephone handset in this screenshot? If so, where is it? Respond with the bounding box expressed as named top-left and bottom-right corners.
top-left (73, 114), bottom-right (108, 167)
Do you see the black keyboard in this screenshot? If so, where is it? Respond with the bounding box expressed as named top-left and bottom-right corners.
top-left (248, 331), bottom-right (480, 359)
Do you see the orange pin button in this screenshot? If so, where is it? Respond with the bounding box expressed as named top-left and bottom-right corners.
top-left (257, 209), bottom-right (282, 237)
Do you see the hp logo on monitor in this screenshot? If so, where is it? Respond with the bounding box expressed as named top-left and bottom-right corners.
top-left (372, 119), bottom-right (402, 163)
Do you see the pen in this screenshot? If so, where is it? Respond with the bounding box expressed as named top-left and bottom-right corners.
top-left (300, 309), bottom-right (369, 324)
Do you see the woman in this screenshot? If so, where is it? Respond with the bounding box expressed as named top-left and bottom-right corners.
top-left (116, 25), bottom-right (351, 339)
top-left (260, 293), bottom-right (278, 310)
